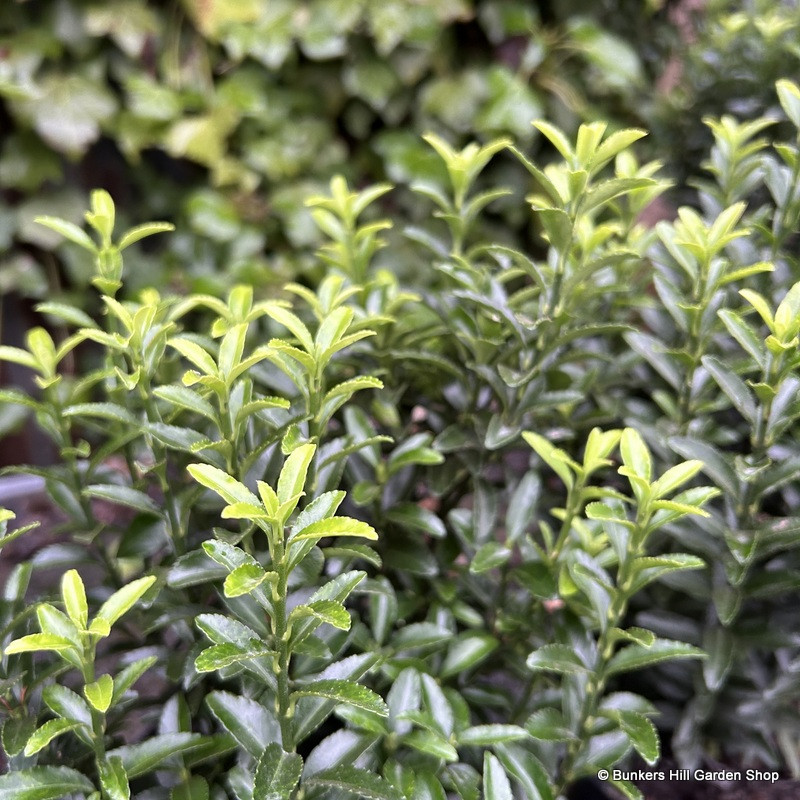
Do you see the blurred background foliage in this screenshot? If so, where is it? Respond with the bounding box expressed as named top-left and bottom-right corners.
top-left (0, 0), bottom-right (675, 300)
top-left (1, 0), bottom-right (799, 305)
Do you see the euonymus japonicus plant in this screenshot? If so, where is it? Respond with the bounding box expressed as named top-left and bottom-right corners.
top-left (613, 79), bottom-right (800, 772)
top-left (2, 569), bottom-right (158, 800)
top-left (3, 82), bottom-right (800, 800)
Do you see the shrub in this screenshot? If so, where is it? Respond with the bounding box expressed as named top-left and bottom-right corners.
top-left (2, 76), bottom-right (800, 800)
top-left (0, 0), bottom-right (671, 311)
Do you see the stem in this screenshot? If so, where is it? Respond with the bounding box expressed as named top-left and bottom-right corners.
top-left (80, 645), bottom-right (107, 769)
top-left (751, 351), bottom-right (778, 457)
top-left (549, 476), bottom-right (586, 564)
top-left (270, 523), bottom-right (295, 752)
top-left (677, 304), bottom-right (705, 431)
top-left (139, 373), bottom-right (184, 552)
top-left (305, 376), bottom-right (324, 499)
top-left (556, 513), bottom-right (643, 793)
top-left (771, 137), bottom-right (800, 261)
top-left (49, 388), bottom-right (94, 525)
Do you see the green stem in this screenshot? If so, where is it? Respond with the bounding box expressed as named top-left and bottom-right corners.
top-left (139, 373), bottom-right (184, 552)
top-left (49, 389), bottom-right (93, 525)
top-left (80, 646), bottom-right (107, 769)
top-left (556, 515), bottom-right (643, 793)
top-left (549, 476), bottom-right (586, 564)
top-left (270, 525), bottom-right (295, 752)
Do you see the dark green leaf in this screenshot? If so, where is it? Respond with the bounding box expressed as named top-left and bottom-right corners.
top-left (291, 680), bottom-right (387, 716)
top-left (483, 753), bottom-right (513, 800)
top-left (440, 633), bottom-right (498, 678)
top-left (0, 767), bottom-right (95, 800)
top-left (107, 733), bottom-right (206, 778)
top-left (98, 757), bottom-right (129, 800)
top-left (206, 691), bottom-right (280, 757)
top-left (253, 743), bottom-right (303, 800)
top-left (526, 644), bottom-right (587, 675)
top-left (305, 766), bottom-right (403, 800)
top-left (605, 639), bottom-right (705, 677)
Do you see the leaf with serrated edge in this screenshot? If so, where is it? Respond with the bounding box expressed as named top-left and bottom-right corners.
top-left (605, 639), bottom-right (704, 677)
top-left (292, 680), bottom-right (387, 716)
top-left (253, 742), bottom-right (303, 800)
top-left (305, 766), bottom-right (403, 800)
top-left (0, 766), bottom-right (95, 800)
top-left (292, 517), bottom-right (377, 542)
top-left (23, 719), bottom-right (81, 756)
top-left (94, 576), bottom-right (156, 628)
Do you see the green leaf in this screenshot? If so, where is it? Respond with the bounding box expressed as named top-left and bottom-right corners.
top-left (2, 715), bottom-right (38, 757)
top-left (494, 744), bottom-right (554, 800)
top-left (522, 432), bottom-right (573, 490)
top-left (195, 642), bottom-right (274, 672)
top-left (534, 207), bottom-right (572, 251)
top-left (740, 288), bottom-right (774, 329)
top-left (118, 222), bottom-right (174, 249)
top-left (0, 345), bottom-right (38, 370)
top-left (610, 627), bottom-right (656, 647)
top-left (267, 306), bottom-right (315, 353)
top-left (702, 626), bottom-right (735, 692)
top-left (253, 743), bottom-right (303, 800)
top-left (292, 516), bottom-right (377, 542)
top-left (277, 442), bottom-right (316, 505)
top-left (391, 623), bottom-right (451, 652)
top-left (98, 757), bottom-right (130, 800)
top-left (620, 428), bottom-right (651, 481)
top-left (112, 656), bottom-right (158, 704)
top-left (170, 777), bottom-right (209, 800)
top-left (533, 120), bottom-right (573, 161)
top-left (651, 461), bottom-right (704, 499)
top-left (188, 464), bottom-right (260, 506)
top-left (526, 644), bottom-right (587, 675)
top-left (223, 563), bottom-right (273, 597)
top-left (290, 601), bottom-right (351, 630)
top-left (154, 385), bottom-right (216, 422)
top-left (702, 356), bottom-right (756, 424)
top-left (94, 575), bottom-right (156, 629)
top-left (34, 216), bottom-right (96, 251)
top-left (206, 691), bottom-right (281, 757)
top-left (668, 437), bottom-right (738, 497)
top-left (36, 302), bottom-right (96, 329)
top-left (42, 685), bottom-right (92, 727)
top-left (630, 554), bottom-right (705, 592)
top-left (23, 719), bottom-right (81, 757)
top-left (61, 570), bottom-right (88, 629)
top-left (292, 680), bottom-right (388, 717)
top-left (506, 472), bottom-right (540, 543)
top-left (614, 711), bottom-right (660, 765)
top-left (525, 708), bottom-right (576, 742)
top-left (483, 753), bottom-right (513, 800)
top-left (718, 309), bottom-right (766, 367)
top-left (440, 633), bottom-right (498, 678)
top-left (305, 766), bottom-right (403, 800)
top-left (459, 725), bottom-right (529, 747)
top-left (84, 485), bottom-right (161, 516)
top-left (0, 767), bottom-right (95, 800)
top-left (169, 337), bottom-right (219, 376)
top-left (404, 729), bottom-right (458, 761)
top-left (777, 78), bottom-right (800, 128)
top-left (63, 402), bottom-right (137, 426)
top-left (107, 733), bottom-right (205, 778)
top-left (4, 633), bottom-right (75, 655)
top-left (470, 542), bottom-right (512, 573)
top-left (324, 376), bottom-right (383, 402)
top-left (605, 639), bottom-right (705, 677)
top-left (85, 674), bottom-right (114, 712)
